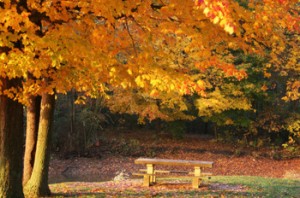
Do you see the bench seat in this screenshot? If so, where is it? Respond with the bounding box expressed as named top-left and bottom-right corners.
top-left (137, 169), bottom-right (212, 176)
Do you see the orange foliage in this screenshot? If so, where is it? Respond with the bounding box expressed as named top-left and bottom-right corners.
top-left (0, 0), bottom-right (298, 113)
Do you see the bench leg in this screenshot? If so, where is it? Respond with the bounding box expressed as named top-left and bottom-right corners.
top-left (146, 164), bottom-right (156, 184)
top-left (192, 166), bottom-right (202, 188)
top-left (151, 176), bottom-right (156, 184)
top-left (143, 175), bottom-right (150, 187)
top-left (192, 177), bottom-right (202, 188)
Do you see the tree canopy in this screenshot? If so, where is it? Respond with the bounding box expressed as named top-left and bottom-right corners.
top-left (0, 0), bottom-right (299, 196)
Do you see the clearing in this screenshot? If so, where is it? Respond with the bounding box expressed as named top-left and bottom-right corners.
top-left (48, 129), bottom-right (300, 197)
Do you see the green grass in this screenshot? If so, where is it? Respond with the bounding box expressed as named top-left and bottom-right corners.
top-left (149, 176), bottom-right (300, 197)
top-left (210, 176), bottom-right (300, 198)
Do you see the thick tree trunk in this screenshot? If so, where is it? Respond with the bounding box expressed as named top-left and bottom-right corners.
top-left (0, 78), bottom-right (24, 198)
top-left (24, 93), bottom-right (55, 198)
top-left (23, 96), bottom-right (41, 185)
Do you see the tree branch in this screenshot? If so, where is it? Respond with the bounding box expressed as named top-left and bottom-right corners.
top-left (125, 16), bottom-right (138, 56)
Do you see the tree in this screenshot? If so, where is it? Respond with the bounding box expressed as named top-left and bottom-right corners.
top-left (0, 78), bottom-right (24, 198)
top-left (0, 0), bottom-right (299, 197)
top-left (192, 0), bottom-right (300, 146)
top-left (0, 1), bottom-right (103, 196)
top-left (23, 95), bottom-right (40, 185)
top-left (23, 93), bottom-right (55, 197)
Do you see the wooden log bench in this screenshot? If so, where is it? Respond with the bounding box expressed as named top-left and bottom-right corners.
top-left (133, 158), bottom-right (213, 188)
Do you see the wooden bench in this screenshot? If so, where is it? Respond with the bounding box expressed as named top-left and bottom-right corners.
top-left (133, 158), bottom-right (213, 188)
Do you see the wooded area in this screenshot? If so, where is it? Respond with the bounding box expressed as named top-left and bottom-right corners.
top-left (0, 0), bottom-right (299, 197)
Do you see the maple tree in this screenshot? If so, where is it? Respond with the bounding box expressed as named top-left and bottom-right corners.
top-left (0, 0), bottom-right (299, 197)
top-left (194, 0), bottom-right (299, 147)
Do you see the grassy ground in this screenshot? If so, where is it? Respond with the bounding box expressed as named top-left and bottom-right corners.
top-left (49, 176), bottom-right (300, 197)
top-left (210, 176), bottom-right (300, 198)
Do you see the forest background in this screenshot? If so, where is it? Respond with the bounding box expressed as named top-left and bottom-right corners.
top-left (0, 0), bottom-right (299, 197)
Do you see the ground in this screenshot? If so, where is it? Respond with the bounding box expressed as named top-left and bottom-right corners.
top-left (48, 129), bottom-right (300, 197)
top-left (49, 129), bottom-right (300, 182)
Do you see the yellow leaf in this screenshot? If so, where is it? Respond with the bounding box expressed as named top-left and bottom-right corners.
top-left (203, 7), bottom-right (210, 16)
top-left (213, 16), bottom-right (220, 24)
top-left (175, 29), bottom-right (183, 34)
top-left (197, 80), bottom-right (205, 88)
top-left (127, 69), bottom-right (133, 75)
top-left (169, 84), bottom-right (175, 90)
top-left (224, 24), bottom-right (234, 34)
top-left (121, 82), bottom-right (127, 88)
top-left (135, 76), bottom-right (144, 88)
top-left (150, 89), bottom-right (159, 97)
top-left (0, 53), bottom-right (6, 60)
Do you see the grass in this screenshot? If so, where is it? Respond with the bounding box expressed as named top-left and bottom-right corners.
top-left (49, 176), bottom-right (300, 197)
top-left (210, 176), bottom-right (300, 198)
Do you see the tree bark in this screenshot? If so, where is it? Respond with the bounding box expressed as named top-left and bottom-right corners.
top-left (68, 90), bottom-right (75, 151)
top-left (24, 93), bottom-right (55, 198)
top-left (23, 96), bottom-right (41, 185)
top-left (0, 78), bottom-right (24, 198)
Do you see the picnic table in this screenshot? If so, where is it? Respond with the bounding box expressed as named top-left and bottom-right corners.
top-left (133, 158), bottom-right (213, 188)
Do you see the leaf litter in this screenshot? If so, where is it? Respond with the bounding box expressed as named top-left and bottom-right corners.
top-left (49, 129), bottom-right (300, 196)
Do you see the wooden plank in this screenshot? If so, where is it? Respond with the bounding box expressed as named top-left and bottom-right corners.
top-left (140, 169), bottom-right (212, 176)
top-left (139, 169), bottom-right (171, 174)
top-left (135, 172), bottom-right (212, 177)
top-left (189, 172), bottom-right (212, 176)
top-left (135, 158), bottom-right (213, 168)
top-left (201, 172), bottom-right (213, 176)
top-left (132, 173), bottom-right (203, 179)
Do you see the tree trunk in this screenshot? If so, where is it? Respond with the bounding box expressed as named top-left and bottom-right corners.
top-left (0, 78), bottom-right (24, 198)
top-left (68, 90), bottom-right (75, 151)
top-left (24, 93), bottom-right (55, 198)
top-left (23, 96), bottom-right (41, 185)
